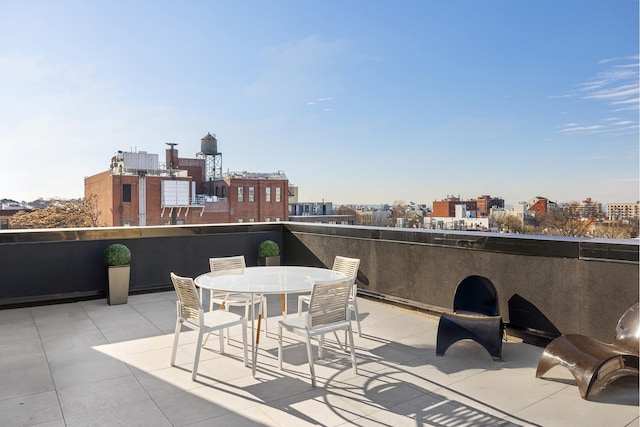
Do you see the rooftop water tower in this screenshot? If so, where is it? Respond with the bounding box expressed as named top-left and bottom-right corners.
top-left (197, 132), bottom-right (222, 195)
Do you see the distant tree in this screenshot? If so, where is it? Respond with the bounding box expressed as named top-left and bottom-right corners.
top-left (390, 201), bottom-right (407, 227)
top-left (370, 210), bottom-right (392, 227)
top-left (10, 195), bottom-right (101, 229)
top-left (406, 212), bottom-right (423, 228)
top-left (539, 202), bottom-right (593, 237)
top-left (333, 205), bottom-right (359, 224)
top-left (502, 215), bottom-right (524, 233)
top-left (490, 210), bottom-right (509, 231)
top-left (592, 220), bottom-right (639, 239)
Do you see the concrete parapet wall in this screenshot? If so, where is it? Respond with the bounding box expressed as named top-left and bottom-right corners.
top-left (0, 222), bottom-right (637, 343)
top-left (283, 223), bottom-right (639, 343)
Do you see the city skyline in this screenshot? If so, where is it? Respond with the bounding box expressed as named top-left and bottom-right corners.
top-left (1, 1), bottom-right (638, 205)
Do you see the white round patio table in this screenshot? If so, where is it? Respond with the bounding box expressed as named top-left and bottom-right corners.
top-left (194, 266), bottom-right (347, 376)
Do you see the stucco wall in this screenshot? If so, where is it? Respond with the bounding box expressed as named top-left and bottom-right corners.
top-left (283, 223), bottom-right (639, 342)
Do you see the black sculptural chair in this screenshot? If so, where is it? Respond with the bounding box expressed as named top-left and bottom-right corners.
top-left (536, 303), bottom-right (639, 400)
top-left (436, 275), bottom-right (504, 360)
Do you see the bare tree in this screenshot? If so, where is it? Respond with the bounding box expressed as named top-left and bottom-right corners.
top-left (333, 205), bottom-right (359, 224)
top-left (390, 200), bottom-right (407, 227)
top-left (592, 220), bottom-right (639, 239)
top-left (539, 202), bottom-right (593, 237)
top-left (502, 215), bottom-right (524, 233)
top-left (406, 212), bottom-right (423, 228)
top-left (10, 195), bottom-right (102, 229)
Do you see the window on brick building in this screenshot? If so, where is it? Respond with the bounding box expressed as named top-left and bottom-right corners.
top-left (238, 186), bottom-right (244, 203)
top-left (275, 187), bottom-right (281, 203)
top-left (123, 184), bottom-right (132, 203)
top-left (249, 186), bottom-right (255, 203)
top-left (266, 187), bottom-right (271, 203)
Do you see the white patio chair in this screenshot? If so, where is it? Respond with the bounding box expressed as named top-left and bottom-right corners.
top-left (298, 256), bottom-right (362, 335)
top-left (279, 277), bottom-right (358, 387)
top-left (170, 272), bottom-right (248, 381)
top-left (207, 256), bottom-right (268, 337)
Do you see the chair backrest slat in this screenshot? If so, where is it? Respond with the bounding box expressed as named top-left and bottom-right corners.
top-left (332, 256), bottom-right (361, 298)
top-left (308, 278), bottom-right (351, 327)
top-left (170, 272), bottom-right (202, 325)
top-left (332, 256), bottom-right (360, 282)
top-left (210, 255), bottom-right (246, 275)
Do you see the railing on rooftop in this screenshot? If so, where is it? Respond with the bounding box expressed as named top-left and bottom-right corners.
top-left (0, 223), bottom-right (637, 344)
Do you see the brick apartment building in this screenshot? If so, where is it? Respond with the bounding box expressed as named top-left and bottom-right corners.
top-left (84, 134), bottom-right (289, 226)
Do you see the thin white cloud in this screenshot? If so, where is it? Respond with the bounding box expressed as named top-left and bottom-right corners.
top-left (613, 105), bottom-right (639, 112)
top-left (598, 55), bottom-right (640, 64)
top-left (583, 85), bottom-right (639, 100)
top-left (610, 96), bottom-right (640, 105)
top-left (559, 125), bottom-right (605, 133)
top-left (554, 55), bottom-right (639, 136)
top-left (577, 80), bottom-right (608, 92)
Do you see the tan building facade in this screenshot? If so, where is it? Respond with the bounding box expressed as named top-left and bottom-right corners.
top-left (607, 202), bottom-right (640, 221)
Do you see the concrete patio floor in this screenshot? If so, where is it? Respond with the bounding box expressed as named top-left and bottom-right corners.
top-left (1, 291), bottom-right (638, 427)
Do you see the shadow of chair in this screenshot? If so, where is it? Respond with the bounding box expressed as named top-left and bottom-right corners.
top-left (507, 293), bottom-right (561, 346)
top-left (279, 277), bottom-right (358, 387)
top-left (436, 275), bottom-right (504, 360)
top-left (536, 303), bottom-right (639, 400)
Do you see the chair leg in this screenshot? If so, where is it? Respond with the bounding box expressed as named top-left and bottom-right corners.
top-left (297, 297), bottom-right (305, 315)
top-left (347, 325), bottom-right (358, 374)
top-left (318, 334), bottom-right (325, 359)
top-left (261, 296), bottom-right (268, 338)
top-left (306, 334), bottom-right (316, 387)
top-left (333, 331), bottom-right (345, 351)
top-left (241, 320), bottom-right (248, 367)
top-left (202, 331), bottom-right (211, 347)
top-left (219, 327), bottom-right (225, 354)
top-left (192, 330), bottom-right (205, 381)
top-left (351, 299), bottom-right (362, 336)
top-left (170, 319), bottom-right (181, 366)
top-left (278, 323), bottom-right (284, 369)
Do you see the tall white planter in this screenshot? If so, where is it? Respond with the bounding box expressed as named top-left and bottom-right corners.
top-left (108, 265), bottom-right (130, 305)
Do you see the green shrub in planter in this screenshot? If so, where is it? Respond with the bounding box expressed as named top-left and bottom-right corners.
top-left (104, 243), bottom-right (131, 266)
top-left (258, 240), bottom-right (280, 258)
top-left (104, 243), bottom-right (131, 305)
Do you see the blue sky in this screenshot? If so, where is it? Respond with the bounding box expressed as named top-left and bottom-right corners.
top-left (1, 1), bottom-right (638, 206)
